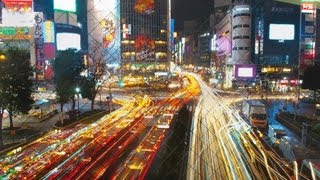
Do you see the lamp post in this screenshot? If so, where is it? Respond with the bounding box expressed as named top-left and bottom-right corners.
top-left (108, 84), bottom-right (112, 113)
top-left (75, 87), bottom-right (80, 111)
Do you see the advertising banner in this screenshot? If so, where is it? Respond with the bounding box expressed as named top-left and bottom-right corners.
top-left (234, 64), bottom-right (256, 80)
top-left (34, 12), bottom-right (44, 73)
top-left (135, 34), bottom-right (155, 61)
top-left (34, 12), bottom-right (43, 39)
top-left (1, 0), bottom-right (34, 27)
top-left (87, 0), bottom-right (120, 65)
top-left (0, 27), bottom-right (31, 39)
top-left (135, 0), bottom-right (154, 14)
top-left (43, 21), bottom-right (55, 43)
top-left (170, 19), bottom-right (175, 54)
top-left (122, 24), bottom-right (131, 39)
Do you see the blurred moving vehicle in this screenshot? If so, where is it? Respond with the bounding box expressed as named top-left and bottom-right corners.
top-left (29, 99), bottom-right (55, 118)
top-left (241, 100), bottom-right (268, 128)
top-left (268, 124), bottom-right (286, 145)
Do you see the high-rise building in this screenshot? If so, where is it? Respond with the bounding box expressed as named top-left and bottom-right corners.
top-left (120, 0), bottom-right (169, 74)
top-left (213, 0), bottom-right (301, 90)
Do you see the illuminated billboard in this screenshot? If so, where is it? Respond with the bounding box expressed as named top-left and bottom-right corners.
top-left (301, 2), bottom-right (315, 13)
top-left (135, 0), bottom-right (154, 14)
top-left (87, 0), bottom-right (120, 65)
top-left (2, 0), bottom-right (32, 8)
top-left (235, 64), bottom-right (256, 79)
top-left (0, 27), bottom-right (32, 39)
top-left (1, 0), bottom-right (34, 27)
top-left (56, 33), bottom-right (81, 50)
top-left (43, 21), bottom-right (55, 43)
top-left (135, 34), bottom-right (155, 61)
top-left (54, 0), bottom-right (76, 12)
top-left (269, 24), bottom-right (295, 40)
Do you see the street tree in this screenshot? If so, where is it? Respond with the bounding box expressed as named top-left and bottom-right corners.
top-left (81, 41), bottom-right (112, 110)
top-left (0, 47), bottom-right (33, 131)
top-left (0, 50), bottom-right (7, 147)
top-left (81, 62), bottom-right (109, 110)
top-left (53, 48), bottom-right (84, 112)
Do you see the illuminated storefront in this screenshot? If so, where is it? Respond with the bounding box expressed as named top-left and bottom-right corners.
top-left (0, 0), bottom-right (37, 66)
top-left (261, 66), bottom-right (298, 92)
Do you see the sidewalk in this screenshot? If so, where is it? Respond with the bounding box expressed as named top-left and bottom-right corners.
top-left (1, 100), bottom-right (109, 149)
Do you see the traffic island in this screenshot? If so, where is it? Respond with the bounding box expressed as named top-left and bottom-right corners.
top-left (275, 112), bottom-right (320, 146)
top-left (145, 105), bottom-right (192, 179)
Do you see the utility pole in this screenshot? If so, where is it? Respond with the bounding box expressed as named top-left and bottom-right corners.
top-left (109, 84), bottom-right (112, 113)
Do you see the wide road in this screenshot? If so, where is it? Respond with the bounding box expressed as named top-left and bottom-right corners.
top-left (187, 72), bottom-right (296, 180)
top-left (0, 95), bottom-right (153, 179)
top-left (0, 75), bottom-right (200, 179)
top-left (109, 74), bottom-right (200, 179)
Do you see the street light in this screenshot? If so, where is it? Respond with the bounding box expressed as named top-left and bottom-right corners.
top-left (75, 87), bottom-right (80, 111)
top-left (0, 54), bottom-right (6, 61)
top-left (108, 83), bottom-right (113, 113)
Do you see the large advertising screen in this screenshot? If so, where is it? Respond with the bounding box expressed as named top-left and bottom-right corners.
top-left (56, 33), bottom-right (80, 50)
top-left (269, 24), bottom-right (295, 40)
top-left (235, 64), bottom-right (256, 79)
top-left (88, 0), bottom-right (120, 66)
top-left (54, 0), bottom-right (76, 12)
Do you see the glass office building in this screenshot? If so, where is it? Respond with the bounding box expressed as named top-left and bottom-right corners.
top-left (120, 0), bottom-right (169, 74)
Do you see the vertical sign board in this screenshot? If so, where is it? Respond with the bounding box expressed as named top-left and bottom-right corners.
top-left (34, 12), bottom-right (44, 75)
top-left (170, 19), bottom-right (175, 62)
top-left (300, 1), bottom-right (316, 73)
top-left (43, 21), bottom-right (55, 43)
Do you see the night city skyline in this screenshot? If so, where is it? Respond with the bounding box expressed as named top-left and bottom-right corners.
top-left (0, 0), bottom-right (320, 179)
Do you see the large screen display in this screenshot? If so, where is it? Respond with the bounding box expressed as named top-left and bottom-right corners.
top-left (56, 33), bottom-right (80, 50)
top-left (235, 64), bottom-right (256, 79)
top-left (269, 24), bottom-right (295, 40)
top-left (88, 0), bottom-right (120, 66)
top-left (54, 0), bottom-right (76, 12)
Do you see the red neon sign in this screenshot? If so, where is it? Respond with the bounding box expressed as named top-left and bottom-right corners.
top-left (301, 2), bottom-right (314, 13)
top-left (2, 0), bottom-right (32, 9)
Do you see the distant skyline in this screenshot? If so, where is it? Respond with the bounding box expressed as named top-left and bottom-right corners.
top-left (173, 0), bottom-right (214, 30)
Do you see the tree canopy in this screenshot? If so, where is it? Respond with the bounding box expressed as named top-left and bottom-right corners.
top-left (0, 47), bottom-right (34, 129)
top-left (53, 48), bottom-right (84, 112)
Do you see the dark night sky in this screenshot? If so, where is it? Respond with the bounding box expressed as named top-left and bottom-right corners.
top-left (172, 0), bottom-right (213, 30)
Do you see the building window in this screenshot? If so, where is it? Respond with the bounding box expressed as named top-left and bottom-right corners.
top-left (233, 24), bottom-right (250, 29)
top-left (233, 36), bottom-right (250, 40)
top-left (233, 13), bottom-right (250, 18)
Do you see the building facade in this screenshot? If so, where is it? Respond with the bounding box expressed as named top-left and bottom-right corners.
top-left (251, 0), bottom-right (300, 92)
top-left (232, 4), bottom-right (251, 65)
top-left (120, 0), bottom-right (169, 75)
top-left (212, 0), bottom-right (302, 91)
